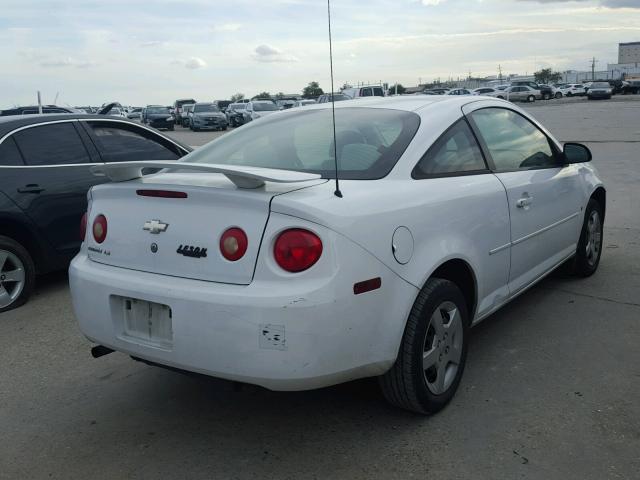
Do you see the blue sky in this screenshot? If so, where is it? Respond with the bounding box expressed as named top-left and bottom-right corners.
top-left (1, 0), bottom-right (639, 106)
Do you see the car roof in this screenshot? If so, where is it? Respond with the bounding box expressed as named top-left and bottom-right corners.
top-left (299, 95), bottom-right (491, 114)
top-left (0, 114), bottom-right (188, 149)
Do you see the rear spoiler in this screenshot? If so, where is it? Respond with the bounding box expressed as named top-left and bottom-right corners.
top-left (90, 161), bottom-right (322, 189)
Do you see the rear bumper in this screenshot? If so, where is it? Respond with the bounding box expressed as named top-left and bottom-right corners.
top-left (192, 119), bottom-right (227, 129)
top-left (588, 92), bottom-right (611, 99)
top-left (149, 120), bottom-right (174, 128)
top-left (69, 235), bottom-right (417, 390)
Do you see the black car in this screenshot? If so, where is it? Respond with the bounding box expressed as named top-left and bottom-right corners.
top-left (0, 114), bottom-right (190, 312)
top-left (510, 81), bottom-right (554, 100)
top-left (0, 105), bottom-right (79, 116)
top-left (142, 105), bottom-right (175, 130)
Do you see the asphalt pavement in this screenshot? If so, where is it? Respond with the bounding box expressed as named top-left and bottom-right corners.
top-left (1, 99), bottom-right (639, 480)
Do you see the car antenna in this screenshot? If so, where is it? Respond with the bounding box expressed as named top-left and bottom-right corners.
top-left (327, 0), bottom-right (342, 198)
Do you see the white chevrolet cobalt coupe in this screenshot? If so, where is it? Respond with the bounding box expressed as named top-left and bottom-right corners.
top-left (70, 96), bottom-right (605, 414)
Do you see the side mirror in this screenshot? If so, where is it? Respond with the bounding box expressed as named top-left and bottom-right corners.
top-left (564, 142), bottom-right (592, 164)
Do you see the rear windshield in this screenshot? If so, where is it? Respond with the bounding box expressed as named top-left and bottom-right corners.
top-left (253, 102), bottom-right (278, 111)
top-left (591, 82), bottom-right (610, 88)
top-left (193, 103), bottom-right (219, 112)
top-left (184, 107), bottom-right (420, 180)
top-left (147, 107), bottom-right (171, 114)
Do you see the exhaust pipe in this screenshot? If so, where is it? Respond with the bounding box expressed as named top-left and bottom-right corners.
top-left (91, 345), bottom-right (115, 358)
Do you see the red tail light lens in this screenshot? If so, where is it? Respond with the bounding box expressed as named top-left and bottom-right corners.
top-left (274, 229), bottom-right (322, 273)
top-left (80, 212), bottom-right (87, 241)
top-left (92, 214), bottom-right (108, 244)
top-left (220, 227), bottom-right (248, 261)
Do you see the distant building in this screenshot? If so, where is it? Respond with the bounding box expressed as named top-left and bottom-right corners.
top-left (619, 42), bottom-right (640, 64)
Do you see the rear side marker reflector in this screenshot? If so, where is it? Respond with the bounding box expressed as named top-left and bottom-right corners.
top-left (353, 277), bottom-right (382, 295)
top-left (136, 189), bottom-right (188, 199)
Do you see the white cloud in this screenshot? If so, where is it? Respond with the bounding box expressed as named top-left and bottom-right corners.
top-left (185, 57), bottom-right (207, 69)
top-left (252, 44), bottom-right (299, 63)
top-left (213, 23), bottom-right (241, 32)
top-left (140, 40), bottom-right (164, 47)
top-left (39, 57), bottom-right (96, 68)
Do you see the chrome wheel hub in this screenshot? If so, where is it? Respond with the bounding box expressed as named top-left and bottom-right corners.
top-left (423, 301), bottom-right (464, 395)
top-left (585, 210), bottom-right (602, 267)
top-left (0, 249), bottom-right (26, 309)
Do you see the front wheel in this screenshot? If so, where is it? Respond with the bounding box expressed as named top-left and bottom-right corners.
top-left (0, 236), bottom-right (36, 313)
top-left (571, 199), bottom-right (604, 277)
top-left (379, 278), bottom-right (469, 414)
top-left (543, 93), bottom-right (551, 100)
top-left (527, 95), bottom-right (535, 102)
top-left (555, 92), bottom-right (563, 99)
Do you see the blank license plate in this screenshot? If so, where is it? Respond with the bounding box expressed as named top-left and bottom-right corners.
top-left (122, 298), bottom-right (173, 347)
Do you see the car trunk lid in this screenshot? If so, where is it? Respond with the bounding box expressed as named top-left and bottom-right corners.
top-left (86, 171), bottom-right (324, 284)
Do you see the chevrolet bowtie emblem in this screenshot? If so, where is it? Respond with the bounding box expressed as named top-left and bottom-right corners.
top-left (143, 220), bottom-right (169, 234)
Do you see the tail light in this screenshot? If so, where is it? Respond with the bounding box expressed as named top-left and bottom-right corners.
top-left (274, 229), bottom-right (322, 273)
top-left (80, 212), bottom-right (87, 241)
top-left (92, 214), bottom-right (108, 244)
top-left (220, 227), bottom-right (248, 261)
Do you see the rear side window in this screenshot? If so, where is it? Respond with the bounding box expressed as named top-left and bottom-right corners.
top-left (13, 123), bottom-right (90, 166)
top-left (85, 122), bottom-right (181, 162)
top-left (412, 119), bottom-right (486, 178)
top-left (373, 87), bottom-right (384, 97)
top-left (0, 137), bottom-right (25, 166)
top-left (361, 88), bottom-right (373, 97)
top-left (470, 108), bottom-right (558, 171)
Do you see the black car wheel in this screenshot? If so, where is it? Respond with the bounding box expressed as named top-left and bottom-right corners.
top-left (380, 278), bottom-right (469, 414)
top-left (0, 235), bottom-right (36, 313)
top-left (570, 199), bottom-right (604, 277)
top-left (527, 95), bottom-right (536, 102)
top-left (567, 92), bottom-right (573, 97)
top-left (543, 93), bottom-right (551, 100)
top-left (555, 92), bottom-right (563, 99)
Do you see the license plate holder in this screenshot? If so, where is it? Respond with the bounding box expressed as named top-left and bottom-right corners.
top-left (121, 297), bottom-right (173, 347)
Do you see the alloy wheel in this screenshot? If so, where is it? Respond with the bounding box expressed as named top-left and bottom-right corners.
top-left (422, 301), bottom-right (464, 395)
top-left (585, 210), bottom-right (602, 267)
top-left (0, 249), bottom-right (26, 309)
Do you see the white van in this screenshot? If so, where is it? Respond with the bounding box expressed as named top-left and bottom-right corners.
top-left (342, 85), bottom-right (385, 99)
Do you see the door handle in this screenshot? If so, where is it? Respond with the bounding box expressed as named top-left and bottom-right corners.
top-left (516, 196), bottom-right (532, 209)
top-left (17, 184), bottom-right (45, 194)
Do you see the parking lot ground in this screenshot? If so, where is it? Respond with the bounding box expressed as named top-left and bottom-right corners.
top-left (1, 99), bottom-right (639, 480)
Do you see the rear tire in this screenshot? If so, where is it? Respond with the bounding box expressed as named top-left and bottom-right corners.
top-left (528, 95), bottom-right (535, 102)
top-left (555, 92), bottom-right (563, 99)
top-left (571, 199), bottom-right (604, 277)
top-left (0, 235), bottom-right (36, 313)
top-left (379, 278), bottom-right (469, 415)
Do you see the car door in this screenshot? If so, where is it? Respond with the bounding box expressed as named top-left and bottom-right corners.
top-left (512, 87), bottom-right (525, 101)
top-left (410, 118), bottom-right (511, 318)
top-left (78, 120), bottom-right (187, 162)
top-left (466, 106), bottom-right (584, 294)
top-left (6, 120), bottom-right (104, 256)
